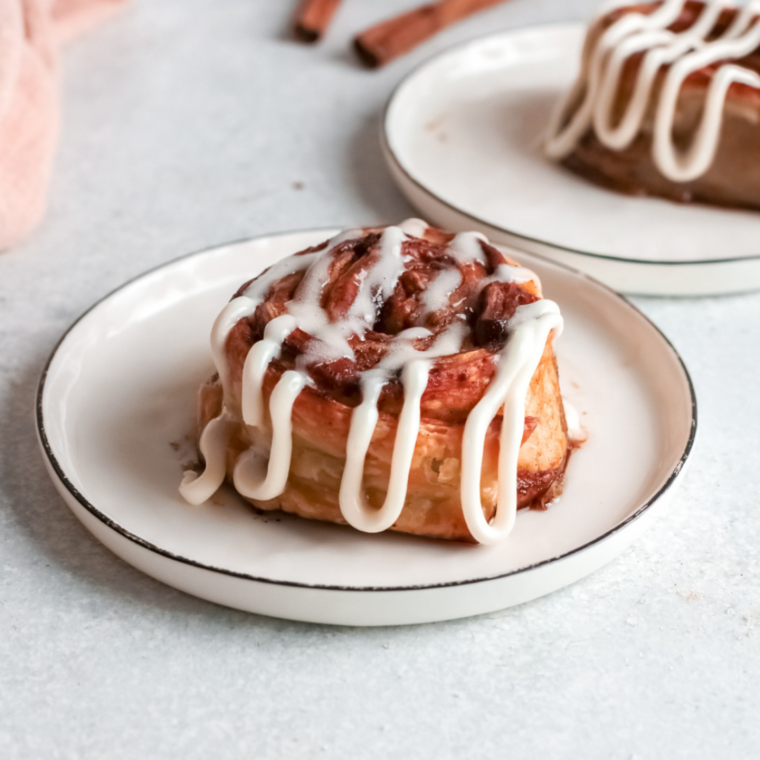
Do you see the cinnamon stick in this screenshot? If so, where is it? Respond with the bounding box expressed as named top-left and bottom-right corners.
top-left (355, 0), bottom-right (509, 68)
top-left (294, 0), bottom-right (343, 43)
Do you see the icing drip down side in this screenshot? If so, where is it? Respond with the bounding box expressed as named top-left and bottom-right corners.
top-left (179, 221), bottom-right (564, 546)
top-left (545, 0), bottom-right (760, 182)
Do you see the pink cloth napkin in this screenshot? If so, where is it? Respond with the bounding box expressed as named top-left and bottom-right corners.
top-left (0, 0), bottom-right (125, 250)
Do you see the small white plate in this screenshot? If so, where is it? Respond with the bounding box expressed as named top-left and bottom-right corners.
top-left (382, 24), bottom-right (760, 296)
top-left (37, 230), bottom-right (696, 626)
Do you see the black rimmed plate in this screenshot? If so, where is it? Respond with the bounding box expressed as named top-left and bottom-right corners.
top-left (37, 230), bottom-right (696, 625)
top-left (382, 23), bottom-right (760, 296)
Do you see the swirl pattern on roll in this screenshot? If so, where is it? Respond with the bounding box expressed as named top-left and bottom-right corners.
top-left (180, 220), bottom-right (569, 545)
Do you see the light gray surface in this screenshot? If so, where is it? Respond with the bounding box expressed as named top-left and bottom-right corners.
top-left (1, 0), bottom-right (758, 757)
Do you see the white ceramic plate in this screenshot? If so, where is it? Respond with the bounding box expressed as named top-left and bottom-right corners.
top-left (382, 23), bottom-right (760, 296)
top-left (37, 230), bottom-right (696, 626)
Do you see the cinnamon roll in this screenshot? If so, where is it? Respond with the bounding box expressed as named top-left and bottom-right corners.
top-left (546, 0), bottom-right (760, 210)
top-left (179, 221), bottom-right (570, 545)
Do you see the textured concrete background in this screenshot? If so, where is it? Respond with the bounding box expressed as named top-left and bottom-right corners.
top-left (1, 1), bottom-right (759, 758)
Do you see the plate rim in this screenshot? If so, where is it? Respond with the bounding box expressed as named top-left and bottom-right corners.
top-left (36, 229), bottom-right (698, 593)
top-left (381, 21), bottom-right (760, 268)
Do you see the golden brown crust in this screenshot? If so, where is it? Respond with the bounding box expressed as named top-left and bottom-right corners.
top-left (199, 343), bottom-right (568, 542)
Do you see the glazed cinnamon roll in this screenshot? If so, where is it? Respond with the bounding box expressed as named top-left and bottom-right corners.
top-left (179, 221), bottom-right (569, 545)
top-left (546, 0), bottom-right (760, 210)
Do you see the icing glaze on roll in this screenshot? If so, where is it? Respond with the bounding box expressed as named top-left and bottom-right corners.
top-left (546, 0), bottom-right (760, 182)
top-left (180, 221), bottom-right (564, 546)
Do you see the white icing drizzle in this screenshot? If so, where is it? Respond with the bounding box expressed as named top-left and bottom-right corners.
top-left (233, 370), bottom-right (307, 501)
top-left (422, 268), bottom-right (463, 313)
top-left (242, 314), bottom-right (297, 428)
top-left (355, 225), bottom-right (407, 320)
top-left (210, 297), bottom-right (256, 403)
top-left (179, 411), bottom-right (236, 505)
top-left (398, 217), bottom-right (429, 238)
top-left (340, 360), bottom-right (430, 533)
top-left (180, 221), bottom-right (564, 545)
top-left (338, 321), bottom-right (467, 533)
top-left (448, 231), bottom-right (488, 265)
top-left (546, 0), bottom-right (760, 182)
top-left (460, 301), bottom-right (563, 545)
